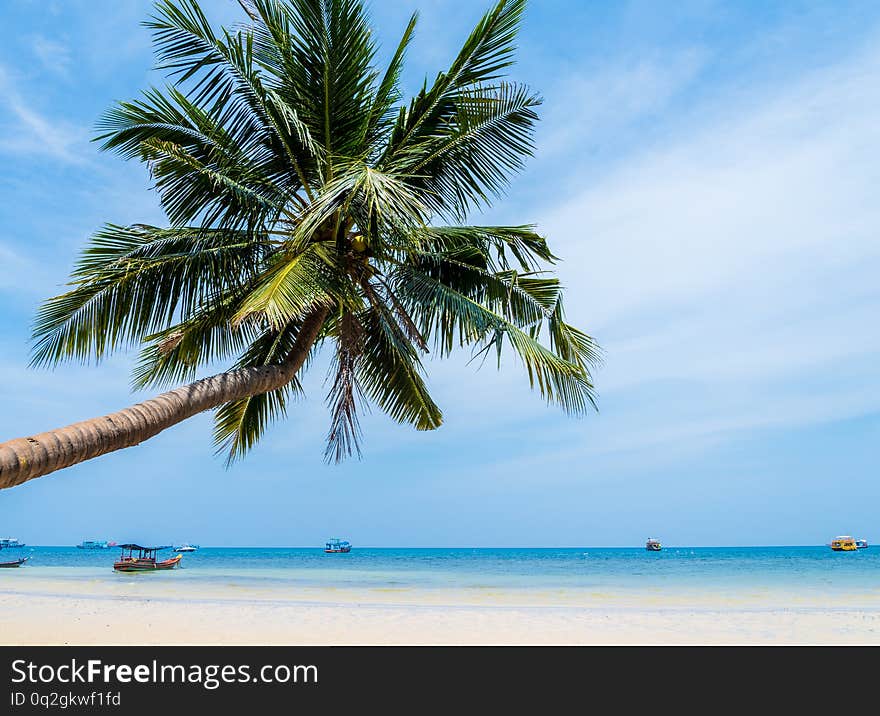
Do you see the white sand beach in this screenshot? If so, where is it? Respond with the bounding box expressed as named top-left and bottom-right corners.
top-left (2, 572), bottom-right (879, 645)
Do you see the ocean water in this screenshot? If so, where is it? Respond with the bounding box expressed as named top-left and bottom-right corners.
top-left (3, 546), bottom-right (880, 607)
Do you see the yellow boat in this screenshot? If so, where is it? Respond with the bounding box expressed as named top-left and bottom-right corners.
top-left (830, 536), bottom-right (858, 551)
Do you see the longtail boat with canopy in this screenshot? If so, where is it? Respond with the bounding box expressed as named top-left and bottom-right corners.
top-left (113, 544), bottom-right (181, 572)
top-left (0, 545), bottom-right (28, 568)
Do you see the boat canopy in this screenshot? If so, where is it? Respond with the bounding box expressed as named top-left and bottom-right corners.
top-left (117, 544), bottom-right (171, 551)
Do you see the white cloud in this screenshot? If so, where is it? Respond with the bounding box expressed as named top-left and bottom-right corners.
top-left (0, 244), bottom-right (31, 285)
top-left (30, 35), bottom-right (71, 77)
top-left (539, 48), bottom-right (708, 157)
top-left (0, 66), bottom-right (88, 163)
top-left (531, 37), bottom-right (880, 457)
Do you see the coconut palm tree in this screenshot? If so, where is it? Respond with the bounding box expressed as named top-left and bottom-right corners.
top-left (0, 0), bottom-right (599, 491)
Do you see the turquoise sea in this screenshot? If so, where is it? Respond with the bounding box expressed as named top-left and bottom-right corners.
top-left (4, 546), bottom-right (879, 605)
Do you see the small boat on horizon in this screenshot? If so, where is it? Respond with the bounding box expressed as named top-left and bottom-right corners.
top-left (77, 540), bottom-right (110, 549)
top-left (113, 544), bottom-right (182, 572)
top-left (324, 538), bottom-right (352, 553)
top-left (0, 538), bottom-right (25, 548)
top-left (174, 544), bottom-right (199, 553)
top-left (645, 538), bottom-right (662, 552)
top-left (830, 536), bottom-right (858, 551)
top-left (855, 539), bottom-right (868, 549)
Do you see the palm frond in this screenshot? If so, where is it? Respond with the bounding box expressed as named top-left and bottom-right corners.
top-left (141, 135), bottom-right (290, 228)
top-left (362, 12), bottom-right (418, 152)
top-left (357, 287), bottom-right (442, 431)
top-left (405, 82), bottom-right (542, 219)
top-left (383, 0), bottom-right (525, 166)
top-left (362, 276), bottom-right (427, 352)
top-left (32, 224), bottom-right (266, 367)
top-left (233, 245), bottom-right (337, 329)
top-left (280, 0), bottom-right (379, 164)
top-left (133, 288), bottom-right (256, 389)
top-left (405, 251), bottom-right (558, 331)
top-left (288, 160), bottom-right (429, 252)
top-left (412, 225), bottom-right (556, 271)
top-left (394, 264), bottom-right (597, 414)
top-left (548, 297), bottom-right (603, 374)
top-left (324, 309), bottom-right (366, 462)
top-left (97, 86), bottom-right (297, 228)
top-left (146, 0), bottom-right (322, 194)
top-left (213, 322), bottom-right (308, 463)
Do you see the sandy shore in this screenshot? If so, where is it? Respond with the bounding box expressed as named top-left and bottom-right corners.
top-left (2, 576), bottom-right (879, 644)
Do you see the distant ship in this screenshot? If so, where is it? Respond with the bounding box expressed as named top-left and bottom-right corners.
top-left (174, 544), bottom-right (199, 553)
top-left (77, 540), bottom-right (110, 549)
top-left (645, 538), bottom-right (662, 552)
top-left (855, 539), bottom-right (869, 549)
top-left (0, 538), bottom-right (25, 548)
top-left (324, 538), bottom-right (352, 553)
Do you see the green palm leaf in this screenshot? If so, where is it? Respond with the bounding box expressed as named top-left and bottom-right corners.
top-left (357, 290), bottom-right (442, 431)
top-left (394, 265), bottom-right (597, 414)
top-left (406, 82), bottom-right (542, 219)
top-left (32, 224), bottom-right (267, 367)
top-left (213, 322), bottom-right (309, 462)
top-left (384, 0), bottom-right (526, 164)
top-left (133, 287), bottom-right (257, 389)
top-left (413, 225), bottom-right (556, 271)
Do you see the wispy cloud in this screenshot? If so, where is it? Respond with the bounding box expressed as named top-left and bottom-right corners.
top-left (532, 36), bottom-right (880, 457)
top-left (0, 65), bottom-right (89, 163)
top-left (539, 48), bottom-right (708, 158)
top-left (29, 35), bottom-right (71, 77)
top-left (0, 243), bottom-right (50, 295)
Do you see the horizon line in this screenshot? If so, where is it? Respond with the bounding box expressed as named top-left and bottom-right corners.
top-left (17, 543), bottom-right (848, 549)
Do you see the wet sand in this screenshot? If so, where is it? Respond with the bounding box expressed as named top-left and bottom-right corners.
top-left (2, 572), bottom-right (879, 644)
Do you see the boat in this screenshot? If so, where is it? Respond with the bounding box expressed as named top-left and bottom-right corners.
top-left (77, 540), bottom-right (110, 549)
top-left (0, 538), bottom-right (25, 548)
top-left (0, 544), bottom-right (28, 568)
top-left (324, 538), bottom-right (352, 553)
top-left (174, 544), bottom-right (199, 553)
top-left (645, 538), bottom-right (662, 552)
top-left (0, 556), bottom-right (28, 568)
top-left (113, 544), bottom-right (182, 572)
top-left (830, 536), bottom-right (858, 551)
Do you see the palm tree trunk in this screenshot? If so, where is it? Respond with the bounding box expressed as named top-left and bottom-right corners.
top-left (0, 307), bottom-right (329, 490)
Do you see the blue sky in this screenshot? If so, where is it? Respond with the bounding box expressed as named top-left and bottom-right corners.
top-left (0, 0), bottom-right (878, 547)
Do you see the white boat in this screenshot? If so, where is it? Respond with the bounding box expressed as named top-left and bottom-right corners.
top-left (174, 544), bottom-right (199, 553)
top-left (645, 538), bottom-right (662, 552)
top-left (0, 538), bottom-right (25, 548)
top-left (77, 540), bottom-right (110, 549)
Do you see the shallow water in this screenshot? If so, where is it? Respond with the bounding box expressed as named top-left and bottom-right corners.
top-left (2, 546), bottom-right (878, 608)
